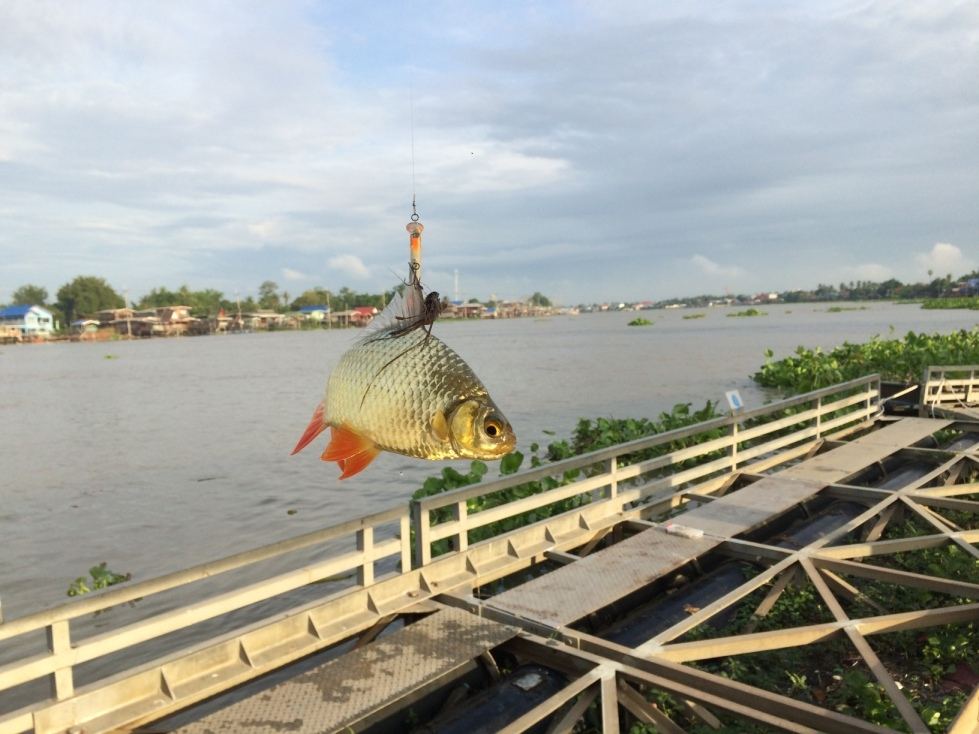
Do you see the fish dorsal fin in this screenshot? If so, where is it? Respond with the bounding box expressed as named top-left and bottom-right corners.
top-left (359, 270), bottom-right (426, 342)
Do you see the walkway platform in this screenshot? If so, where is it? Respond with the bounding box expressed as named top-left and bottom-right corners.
top-left (488, 417), bottom-right (946, 629)
top-left (174, 607), bottom-right (516, 734)
top-left (4, 375), bottom-right (979, 734)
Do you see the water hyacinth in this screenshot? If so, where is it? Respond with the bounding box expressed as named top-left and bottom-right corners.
top-left (753, 328), bottom-right (979, 393)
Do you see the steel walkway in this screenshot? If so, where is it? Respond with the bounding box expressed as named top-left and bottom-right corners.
top-left (173, 607), bottom-right (516, 734)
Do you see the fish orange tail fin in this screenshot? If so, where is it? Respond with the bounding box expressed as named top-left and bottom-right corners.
top-left (292, 402), bottom-right (327, 455)
top-left (321, 424), bottom-right (380, 479)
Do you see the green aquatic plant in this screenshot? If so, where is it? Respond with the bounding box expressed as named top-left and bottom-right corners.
top-left (682, 313), bottom-right (706, 320)
top-left (921, 297), bottom-right (979, 310)
top-left (627, 317), bottom-right (653, 326)
top-left (67, 562), bottom-right (131, 596)
top-left (727, 308), bottom-right (766, 318)
top-left (754, 328), bottom-right (979, 393)
top-left (825, 306), bottom-right (868, 313)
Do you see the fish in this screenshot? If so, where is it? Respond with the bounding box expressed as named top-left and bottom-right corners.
top-left (291, 275), bottom-right (516, 479)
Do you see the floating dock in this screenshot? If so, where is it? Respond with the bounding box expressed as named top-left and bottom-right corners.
top-left (2, 371), bottom-right (979, 733)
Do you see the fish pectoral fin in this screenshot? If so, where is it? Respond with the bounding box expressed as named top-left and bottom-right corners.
top-left (321, 425), bottom-right (380, 479)
top-left (292, 402), bottom-right (327, 455)
top-left (430, 410), bottom-right (450, 442)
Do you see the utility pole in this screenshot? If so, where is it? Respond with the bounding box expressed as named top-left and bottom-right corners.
top-left (124, 288), bottom-right (132, 338)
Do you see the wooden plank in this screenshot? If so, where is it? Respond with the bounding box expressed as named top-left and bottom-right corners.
top-left (677, 476), bottom-right (824, 538)
top-left (783, 417), bottom-right (950, 482)
top-left (488, 527), bottom-right (716, 627)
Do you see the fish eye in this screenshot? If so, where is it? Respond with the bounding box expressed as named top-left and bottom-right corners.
top-left (484, 418), bottom-right (503, 437)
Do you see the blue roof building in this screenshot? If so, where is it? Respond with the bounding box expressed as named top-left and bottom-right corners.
top-left (0, 304), bottom-right (57, 337)
top-left (298, 305), bottom-right (330, 321)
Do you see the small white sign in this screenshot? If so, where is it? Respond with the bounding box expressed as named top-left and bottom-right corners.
top-left (725, 390), bottom-right (744, 412)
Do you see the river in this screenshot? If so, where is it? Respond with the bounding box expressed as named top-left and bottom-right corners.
top-left (1, 302), bottom-right (977, 622)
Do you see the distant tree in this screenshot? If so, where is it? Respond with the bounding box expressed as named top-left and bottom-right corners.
top-left (290, 288), bottom-right (334, 310)
top-left (258, 280), bottom-right (280, 310)
top-left (56, 276), bottom-right (124, 323)
top-left (877, 278), bottom-right (903, 299)
top-left (11, 284), bottom-right (48, 306)
top-left (528, 292), bottom-right (552, 307)
top-left (190, 289), bottom-right (226, 316)
top-left (139, 286), bottom-right (181, 308)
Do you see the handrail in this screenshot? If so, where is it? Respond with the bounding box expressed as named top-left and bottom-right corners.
top-left (410, 374), bottom-right (881, 563)
top-left (919, 365), bottom-right (979, 414)
top-left (0, 505), bottom-right (407, 640)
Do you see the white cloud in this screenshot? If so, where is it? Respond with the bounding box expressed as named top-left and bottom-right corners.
top-left (281, 267), bottom-right (309, 281)
top-left (915, 242), bottom-right (972, 277)
top-left (690, 254), bottom-right (745, 279)
top-left (1, 2), bottom-right (978, 302)
top-left (327, 254), bottom-right (369, 279)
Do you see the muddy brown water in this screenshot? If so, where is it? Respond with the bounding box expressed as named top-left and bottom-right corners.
top-left (1, 303), bottom-right (976, 623)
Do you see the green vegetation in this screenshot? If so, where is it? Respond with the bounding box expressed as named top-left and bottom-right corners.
top-left (825, 305), bottom-right (868, 312)
top-left (727, 308), bottom-right (766, 318)
top-left (682, 313), bottom-right (706, 320)
top-left (11, 284), bottom-right (48, 306)
top-left (56, 276), bottom-right (125, 325)
top-left (67, 562), bottom-right (131, 596)
top-left (922, 297), bottom-right (979, 310)
top-left (754, 328), bottom-right (979, 393)
top-left (627, 317), bottom-right (653, 326)
top-left (528, 291), bottom-right (552, 307)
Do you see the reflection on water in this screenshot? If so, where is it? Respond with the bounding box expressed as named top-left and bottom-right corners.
top-left (0, 302), bottom-right (976, 618)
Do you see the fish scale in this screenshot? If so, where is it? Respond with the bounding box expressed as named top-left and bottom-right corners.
top-left (326, 329), bottom-right (491, 459)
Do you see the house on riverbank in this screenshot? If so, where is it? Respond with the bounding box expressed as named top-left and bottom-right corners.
top-left (0, 304), bottom-right (56, 339)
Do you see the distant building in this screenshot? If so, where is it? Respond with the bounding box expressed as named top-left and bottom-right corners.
top-left (298, 305), bottom-right (330, 321)
top-left (70, 319), bottom-right (101, 341)
top-left (95, 308), bottom-right (134, 325)
top-left (351, 306), bottom-right (378, 326)
top-left (0, 304), bottom-right (56, 337)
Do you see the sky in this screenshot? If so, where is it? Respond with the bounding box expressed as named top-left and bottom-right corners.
top-left (1, 1), bottom-right (977, 305)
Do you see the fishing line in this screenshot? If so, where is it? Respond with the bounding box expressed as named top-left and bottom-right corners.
top-left (409, 79), bottom-right (418, 222)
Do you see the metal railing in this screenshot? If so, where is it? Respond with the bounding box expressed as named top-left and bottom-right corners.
top-left (412, 374), bottom-right (881, 563)
top-left (0, 506), bottom-right (409, 734)
top-left (0, 374), bottom-right (882, 734)
top-left (919, 364), bottom-right (979, 416)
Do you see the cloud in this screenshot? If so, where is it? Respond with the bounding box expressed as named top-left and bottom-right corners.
top-left (327, 254), bottom-right (369, 279)
top-left (281, 267), bottom-right (309, 281)
top-left (690, 255), bottom-right (745, 279)
top-left (1, 2), bottom-right (978, 302)
top-left (915, 243), bottom-right (973, 277)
